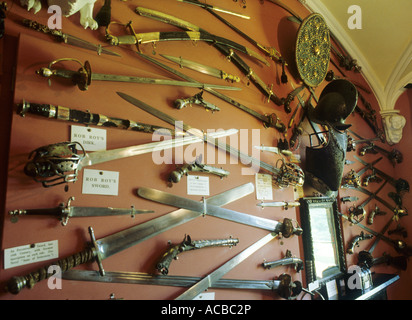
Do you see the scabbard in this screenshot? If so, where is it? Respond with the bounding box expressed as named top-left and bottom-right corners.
top-left (18, 100), bottom-right (176, 135)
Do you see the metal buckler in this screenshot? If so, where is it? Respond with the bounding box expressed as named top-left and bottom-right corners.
top-left (24, 141), bottom-right (86, 188)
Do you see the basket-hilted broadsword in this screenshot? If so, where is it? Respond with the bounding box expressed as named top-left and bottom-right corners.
top-left (35, 58), bottom-right (241, 92)
top-left (117, 92), bottom-right (304, 188)
top-left (23, 128), bottom-right (237, 188)
top-left (160, 54), bottom-right (240, 83)
top-left (22, 19), bottom-right (121, 57)
top-left (61, 270), bottom-right (307, 300)
top-left (5, 182), bottom-right (255, 294)
top-left (8, 196), bottom-right (154, 226)
top-left (18, 99), bottom-right (182, 136)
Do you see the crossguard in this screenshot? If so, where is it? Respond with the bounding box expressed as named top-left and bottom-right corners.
top-left (105, 21), bottom-right (139, 47)
top-left (263, 113), bottom-right (286, 133)
top-left (36, 58), bottom-right (92, 91)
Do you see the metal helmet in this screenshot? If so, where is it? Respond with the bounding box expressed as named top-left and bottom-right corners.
top-left (308, 79), bottom-right (358, 130)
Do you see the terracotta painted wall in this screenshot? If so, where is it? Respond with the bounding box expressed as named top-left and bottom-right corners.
top-left (0, 0), bottom-right (409, 300)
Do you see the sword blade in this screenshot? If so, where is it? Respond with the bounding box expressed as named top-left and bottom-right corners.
top-left (137, 187), bottom-right (280, 232)
top-left (176, 232), bottom-right (277, 300)
top-left (97, 183), bottom-right (254, 259)
top-left (70, 207), bottom-right (153, 217)
top-left (90, 73), bottom-right (240, 91)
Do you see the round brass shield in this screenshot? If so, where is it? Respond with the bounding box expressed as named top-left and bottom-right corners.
top-left (295, 13), bottom-right (330, 87)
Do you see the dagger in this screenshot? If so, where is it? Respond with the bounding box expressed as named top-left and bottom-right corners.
top-left (23, 129), bottom-right (237, 188)
top-left (22, 19), bottom-right (120, 57)
top-left (35, 58), bottom-right (241, 92)
top-left (5, 183), bottom-right (255, 294)
top-left (8, 196), bottom-right (153, 226)
top-left (160, 54), bottom-right (240, 83)
top-left (257, 201), bottom-right (300, 210)
top-left (177, 0), bottom-right (250, 20)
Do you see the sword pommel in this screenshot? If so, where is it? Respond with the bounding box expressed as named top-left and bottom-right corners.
top-left (277, 218), bottom-right (303, 238)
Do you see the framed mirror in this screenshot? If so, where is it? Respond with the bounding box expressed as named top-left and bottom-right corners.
top-left (299, 197), bottom-right (346, 291)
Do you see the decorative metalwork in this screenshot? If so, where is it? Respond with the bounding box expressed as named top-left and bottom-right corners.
top-left (295, 13), bottom-right (330, 87)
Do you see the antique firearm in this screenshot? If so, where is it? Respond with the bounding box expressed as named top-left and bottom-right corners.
top-left (117, 92), bottom-right (304, 188)
top-left (22, 19), bottom-right (120, 57)
top-left (36, 58), bottom-right (240, 91)
top-left (8, 196), bottom-right (153, 226)
top-left (367, 205), bottom-right (387, 225)
top-left (358, 250), bottom-right (407, 270)
top-left (168, 162), bottom-right (230, 184)
top-left (174, 91), bottom-right (220, 112)
top-left (262, 250), bottom-right (303, 272)
top-left (347, 231), bottom-right (373, 254)
top-left (18, 100), bottom-right (179, 136)
top-left (23, 129), bottom-right (236, 188)
top-left (5, 183), bottom-right (255, 294)
top-left (156, 234), bottom-right (239, 275)
top-left (160, 54), bottom-right (240, 83)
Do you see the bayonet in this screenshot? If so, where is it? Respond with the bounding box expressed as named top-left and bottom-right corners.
top-left (156, 234), bottom-right (239, 275)
top-left (174, 91), bottom-right (220, 112)
top-left (257, 201), bottom-right (300, 210)
top-left (175, 232), bottom-right (301, 300)
top-left (262, 250), bottom-right (303, 272)
top-left (36, 58), bottom-right (240, 92)
top-left (160, 54), bottom-right (240, 83)
top-left (23, 129), bottom-right (237, 188)
top-left (18, 99), bottom-right (180, 136)
top-left (8, 196), bottom-right (153, 226)
top-left (133, 51), bottom-right (286, 132)
top-left (346, 231), bottom-right (373, 254)
top-left (117, 92), bottom-right (304, 188)
top-left (22, 19), bottom-right (121, 57)
top-left (137, 187), bottom-right (303, 235)
top-left (5, 182), bottom-right (255, 294)
top-left (177, 0), bottom-right (250, 20)
top-left (62, 270), bottom-right (304, 299)
top-left (168, 161), bottom-right (230, 184)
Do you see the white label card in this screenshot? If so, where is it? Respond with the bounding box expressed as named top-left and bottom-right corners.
top-left (187, 175), bottom-right (210, 196)
top-left (71, 125), bottom-right (106, 151)
top-left (4, 240), bottom-right (58, 269)
top-left (255, 173), bottom-right (273, 200)
top-left (82, 169), bottom-right (119, 196)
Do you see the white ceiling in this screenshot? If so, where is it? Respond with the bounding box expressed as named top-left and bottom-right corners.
top-left (304, 0), bottom-right (412, 111)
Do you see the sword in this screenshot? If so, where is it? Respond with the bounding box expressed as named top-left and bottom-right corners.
top-left (18, 100), bottom-right (181, 136)
top-left (23, 129), bottom-right (237, 188)
top-left (62, 270), bottom-right (304, 299)
top-left (257, 201), bottom-right (300, 210)
top-left (22, 19), bottom-right (121, 57)
top-left (36, 58), bottom-right (241, 92)
top-left (8, 196), bottom-right (153, 226)
top-left (117, 92), bottom-right (303, 188)
top-left (177, 0), bottom-right (250, 19)
top-left (137, 187), bottom-right (303, 236)
top-left (5, 182), bottom-right (255, 294)
top-left (160, 54), bottom-right (240, 83)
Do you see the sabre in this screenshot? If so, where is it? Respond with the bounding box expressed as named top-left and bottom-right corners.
top-left (8, 196), bottom-right (153, 226)
top-left (22, 19), bottom-right (120, 57)
top-left (177, 0), bottom-right (250, 20)
top-left (35, 58), bottom-right (241, 92)
top-left (5, 182), bottom-right (255, 294)
top-left (23, 128), bottom-right (237, 188)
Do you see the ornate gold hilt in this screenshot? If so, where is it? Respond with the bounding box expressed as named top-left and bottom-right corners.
top-left (105, 21), bottom-right (140, 49)
top-left (36, 58), bottom-right (92, 91)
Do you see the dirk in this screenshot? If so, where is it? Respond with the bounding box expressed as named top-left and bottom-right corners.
top-left (257, 201), bottom-right (300, 210)
top-left (156, 234), bottom-right (239, 275)
top-left (168, 161), bottom-right (230, 184)
top-left (23, 129), bottom-right (237, 188)
top-left (177, 0), bottom-right (250, 19)
top-left (22, 19), bottom-right (120, 57)
top-left (8, 196), bottom-right (153, 226)
top-left (346, 231), bottom-right (373, 254)
top-left (174, 91), bottom-right (221, 112)
top-left (35, 58), bottom-right (241, 92)
top-left (17, 100), bottom-right (180, 136)
top-left (160, 54), bottom-right (240, 83)
top-left (5, 183), bottom-right (255, 294)
top-left (254, 145), bottom-right (293, 157)
top-left (262, 250), bottom-right (303, 272)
